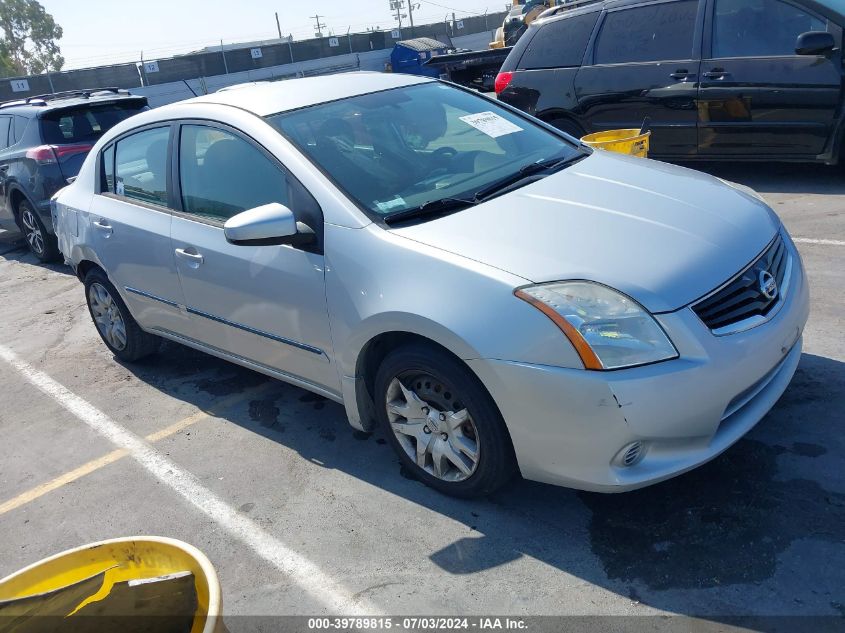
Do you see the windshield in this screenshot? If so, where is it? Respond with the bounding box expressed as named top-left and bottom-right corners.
top-left (266, 82), bottom-right (583, 218)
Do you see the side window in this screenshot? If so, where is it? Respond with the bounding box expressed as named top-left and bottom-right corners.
top-left (179, 125), bottom-right (288, 222)
top-left (713, 0), bottom-right (826, 58)
top-left (102, 144), bottom-right (115, 193)
top-left (0, 117), bottom-right (11, 150)
top-left (594, 0), bottom-right (699, 64)
top-left (517, 12), bottom-right (600, 69)
top-left (115, 127), bottom-right (170, 206)
top-left (14, 116), bottom-right (29, 142)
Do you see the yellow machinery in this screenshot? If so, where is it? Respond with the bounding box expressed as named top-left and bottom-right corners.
top-left (490, 0), bottom-right (562, 49)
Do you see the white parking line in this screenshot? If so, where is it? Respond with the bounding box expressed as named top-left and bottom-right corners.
top-left (0, 344), bottom-right (380, 616)
top-left (793, 237), bottom-right (845, 247)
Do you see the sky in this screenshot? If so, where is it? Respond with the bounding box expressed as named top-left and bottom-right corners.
top-left (39, 0), bottom-right (510, 70)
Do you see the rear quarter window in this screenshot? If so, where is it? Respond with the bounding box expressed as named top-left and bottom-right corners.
top-left (517, 12), bottom-right (601, 69)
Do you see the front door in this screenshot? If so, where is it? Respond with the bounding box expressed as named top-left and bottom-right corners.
top-left (698, 0), bottom-right (842, 156)
top-left (574, 0), bottom-right (704, 157)
top-left (169, 123), bottom-right (338, 394)
top-left (88, 125), bottom-right (192, 336)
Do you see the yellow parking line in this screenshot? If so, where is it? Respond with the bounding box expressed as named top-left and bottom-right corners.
top-left (0, 382), bottom-right (274, 516)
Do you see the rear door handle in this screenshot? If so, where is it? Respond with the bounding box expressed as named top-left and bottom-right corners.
top-left (175, 247), bottom-right (204, 266)
top-left (92, 218), bottom-right (113, 236)
top-left (703, 69), bottom-right (731, 79)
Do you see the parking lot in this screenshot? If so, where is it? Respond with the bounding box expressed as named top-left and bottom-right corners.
top-left (0, 160), bottom-right (843, 628)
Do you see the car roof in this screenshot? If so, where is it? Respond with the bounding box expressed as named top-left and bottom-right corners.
top-left (0, 90), bottom-right (146, 117)
top-left (175, 71), bottom-right (433, 118)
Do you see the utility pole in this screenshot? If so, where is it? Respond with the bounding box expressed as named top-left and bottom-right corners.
top-left (394, 1), bottom-right (403, 30)
top-left (311, 14), bottom-right (325, 38)
top-left (275, 12), bottom-right (282, 39)
top-left (408, 1), bottom-right (415, 30)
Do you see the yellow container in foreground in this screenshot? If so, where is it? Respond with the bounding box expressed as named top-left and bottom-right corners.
top-left (0, 536), bottom-right (223, 633)
top-left (581, 128), bottom-right (651, 158)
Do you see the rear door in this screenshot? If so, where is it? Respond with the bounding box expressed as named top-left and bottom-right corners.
top-left (698, 0), bottom-right (841, 157)
top-left (0, 115), bottom-right (13, 228)
top-left (574, 0), bottom-right (705, 157)
top-left (88, 124), bottom-right (192, 336)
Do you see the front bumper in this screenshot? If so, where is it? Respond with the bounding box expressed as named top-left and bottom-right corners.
top-left (468, 239), bottom-right (810, 492)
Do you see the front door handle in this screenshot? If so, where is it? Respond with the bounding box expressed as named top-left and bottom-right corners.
top-left (92, 219), bottom-right (113, 236)
top-left (703, 68), bottom-right (731, 79)
top-left (175, 247), bottom-right (204, 266)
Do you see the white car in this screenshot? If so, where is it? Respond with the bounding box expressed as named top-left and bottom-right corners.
top-left (52, 73), bottom-right (809, 497)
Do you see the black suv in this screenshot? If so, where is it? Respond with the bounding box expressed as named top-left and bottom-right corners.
top-left (496, 0), bottom-right (845, 164)
top-left (0, 89), bottom-right (148, 261)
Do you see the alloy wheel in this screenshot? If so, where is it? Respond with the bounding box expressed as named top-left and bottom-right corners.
top-left (88, 282), bottom-right (128, 351)
top-left (385, 373), bottom-right (480, 482)
top-left (21, 209), bottom-right (44, 255)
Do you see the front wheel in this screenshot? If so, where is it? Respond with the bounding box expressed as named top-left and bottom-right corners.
top-left (374, 344), bottom-right (515, 497)
top-left (19, 201), bottom-right (59, 262)
top-left (84, 268), bottom-right (160, 362)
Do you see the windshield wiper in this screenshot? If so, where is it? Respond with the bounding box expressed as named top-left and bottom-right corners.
top-left (382, 197), bottom-right (477, 225)
top-left (471, 153), bottom-right (584, 202)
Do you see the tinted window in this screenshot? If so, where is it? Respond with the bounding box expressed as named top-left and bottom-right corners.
top-left (14, 115), bottom-right (29, 142)
top-left (0, 117), bottom-right (10, 149)
top-left (713, 0), bottom-right (826, 58)
top-left (179, 125), bottom-right (288, 222)
top-left (40, 101), bottom-right (147, 145)
top-left (102, 144), bottom-right (115, 193)
top-left (518, 12), bottom-right (600, 69)
top-left (594, 0), bottom-right (698, 64)
top-left (115, 127), bottom-right (170, 206)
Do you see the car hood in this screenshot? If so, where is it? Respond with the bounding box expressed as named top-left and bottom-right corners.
top-left (391, 151), bottom-right (780, 313)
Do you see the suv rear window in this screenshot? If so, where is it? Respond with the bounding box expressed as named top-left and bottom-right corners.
top-left (594, 0), bottom-right (698, 64)
top-left (518, 12), bottom-right (600, 69)
top-left (40, 102), bottom-right (147, 145)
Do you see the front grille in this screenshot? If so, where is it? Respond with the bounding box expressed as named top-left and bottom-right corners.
top-left (693, 235), bottom-right (788, 332)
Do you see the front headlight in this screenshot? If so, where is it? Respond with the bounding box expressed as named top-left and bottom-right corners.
top-left (515, 281), bottom-right (678, 370)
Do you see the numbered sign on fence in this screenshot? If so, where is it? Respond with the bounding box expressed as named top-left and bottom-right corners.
top-left (250, 48), bottom-right (263, 59)
top-left (391, 29), bottom-right (401, 39)
top-left (456, 20), bottom-right (464, 29)
top-left (143, 61), bottom-right (159, 73)
top-left (329, 37), bottom-right (339, 47)
top-left (10, 79), bottom-right (29, 93)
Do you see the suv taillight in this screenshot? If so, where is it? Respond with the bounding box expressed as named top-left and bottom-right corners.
top-left (26, 145), bottom-right (58, 165)
top-left (26, 144), bottom-right (93, 165)
top-left (494, 71), bottom-right (514, 95)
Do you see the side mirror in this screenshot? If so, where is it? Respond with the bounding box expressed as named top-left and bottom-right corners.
top-left (223, 203), bottom-right (316, 247)
top-left (795, 31), bottom-right (835, 56)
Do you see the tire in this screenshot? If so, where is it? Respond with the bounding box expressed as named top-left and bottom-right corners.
top-left (548, 118), bottom-right (586, 142)
top-left (18, 200), bottom-right (59, 263)
top-left (83, 268), bottom-right (160, 362)
top-left (374, 343), bottom-right (516, 497)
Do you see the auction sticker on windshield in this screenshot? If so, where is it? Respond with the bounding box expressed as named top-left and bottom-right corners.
top-left (459, 112), bottom-right (523, 138)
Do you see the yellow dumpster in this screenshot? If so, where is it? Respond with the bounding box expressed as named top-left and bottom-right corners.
top-left (0, 537), bottom-right (223, 633)
top-left (581, 128), bottom-right (651, 158)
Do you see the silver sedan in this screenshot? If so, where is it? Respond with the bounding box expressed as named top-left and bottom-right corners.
top-left (52, 73), bottom-right (809, 497)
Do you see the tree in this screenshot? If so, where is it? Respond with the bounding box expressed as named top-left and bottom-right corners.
top-left (0, 0), bottom-right (63, 78)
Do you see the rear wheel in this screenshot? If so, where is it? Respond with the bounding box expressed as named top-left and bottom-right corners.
top-left (374, 343), bottom-right (515, 497)
top-left (84, 268), bottom-right (160, 362)
top-left (19, 200), bottom-right (59, 262)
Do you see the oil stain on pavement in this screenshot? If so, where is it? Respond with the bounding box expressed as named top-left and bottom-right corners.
top-left (579, 438), bottom-right (845, 590)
